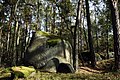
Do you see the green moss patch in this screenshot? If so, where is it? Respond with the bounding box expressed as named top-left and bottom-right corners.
top-left (36, 31), bottom-right (61, 39)
top-left (11, 66), bottom-right (36, 78)
top-left (47, 39), bottom-right (61, 47)
top-left (36, 31), bottom-right (51, 36)
top-left (0, 66), bottom-right (36, 79)
top-left (47, 39), bottom-right (61, 43)
top-left (0, 67), bottom-right (11, 79)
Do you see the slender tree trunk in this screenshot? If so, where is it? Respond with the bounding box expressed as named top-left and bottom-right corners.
top-left (83, 4), bottom-right (88, 50)
top-left (109, 0), bottom-right (120, 70)
top-left (51, 4), bottom-right (56, 33)
top-left (78, 0), bottom-right (84, 66)
top-left (15, 20), bottom-right (20, 65)
top-left (37, 0), bottom-right (40, 31)
top-left (0, 26), bottom-right (2, 66)
top-left (94, 7), bottom-right (99, 53)
top-left (45, 7), bottom-right (48, 32)
top-left (85, 0), bottom-right (96, 67)
top-left (10, 5), bottom-right (15, 66)
top-left (78, 0), bottom-right (83, 52)
top-left (11, 0), bottom-right (20, 66)
top-left (106, 29), bottom-right (109, 59)
top-left (1, 13), bottom-right (5, 66)
top-left (95, 30), bottom-right (99, 53)
top-left (83, 15), bottom-right (88, 50)
top-left (73, 0), bottom-right (80, 71)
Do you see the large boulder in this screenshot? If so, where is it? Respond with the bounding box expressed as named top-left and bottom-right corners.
top-left (24, 31), bottom-right (74, 73)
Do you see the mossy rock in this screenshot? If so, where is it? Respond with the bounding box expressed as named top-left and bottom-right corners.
top-left (0, 68), bottom-right (12, 79)
top-left (36, 31), bottom-right (61, 47)
top-left (28, 31), bottom-right (62, 52)
top-left (0, 72), bottom-right (11, 79)
top-left (11, 66), bottom-right (36, 78)
top-left (25, 31), bottom-right (73, 72)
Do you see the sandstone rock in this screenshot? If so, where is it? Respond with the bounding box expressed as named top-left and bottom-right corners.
top-left (40, 58), bottom-right (59, 72)
top-left (24, 31), bottom-right (73, 72)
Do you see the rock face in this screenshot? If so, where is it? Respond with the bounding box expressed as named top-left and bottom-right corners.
top-left (24, 31), bottom-right (74, 73)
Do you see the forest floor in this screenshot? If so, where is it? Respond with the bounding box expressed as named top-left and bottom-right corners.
top-left (14, 64), bottom-right (120, 80)
top-left (1, 58), bottom-right (120, 80)
top-left (19, 66), bottom-right (119, 80)
top-left (22, 58), bottom-right (120, 80)
top-left (77, 66), bottom-right (103, 74)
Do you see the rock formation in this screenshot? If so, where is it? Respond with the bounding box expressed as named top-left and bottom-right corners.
top-left (24, 31), bottom-right (74, 73)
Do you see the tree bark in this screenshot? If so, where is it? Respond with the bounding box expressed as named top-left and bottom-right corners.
top-left (73, 0), bottom-right (80, 71)
top-left (51, 3), bottom-right (56, 33)
top-left (85, 0), bottom-right (96, 67)
top-left (109, 0), bottom-right (120, 70)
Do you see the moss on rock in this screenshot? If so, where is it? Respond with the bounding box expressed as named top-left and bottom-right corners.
top-left (47, 39), bottom-right (61, 47)
top-left (36, 31), bottom-right (59, 39)
top-left (25, 31), bottom-right (73, 72)
top-left (11, 66), bottom-right (36, 78)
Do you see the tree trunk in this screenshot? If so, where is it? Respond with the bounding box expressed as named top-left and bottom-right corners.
top-left (45, 7), bottom-right (48, 32)
top-left (51, 4), bottom-right (56, 33)
top-left (109, 0), bottom-right (120, 70)
top-left (106, 29), bottom-right (109, 59)
top-left (73, 0), bottom-right (80, 71)
top-left (85, 0), bottom-right (96, 67)
top-left (82, 3), bottom-right (89, 50)
top-left (83, 11), bottom-right (89, 50)
top-left (37, 0), bottom-right (40, 31)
